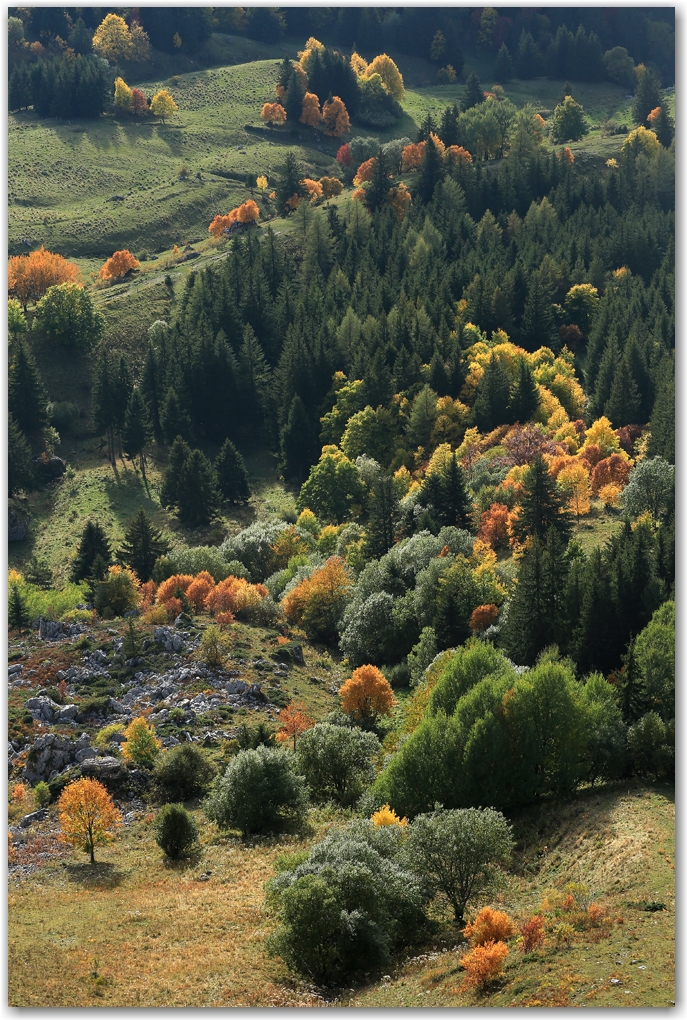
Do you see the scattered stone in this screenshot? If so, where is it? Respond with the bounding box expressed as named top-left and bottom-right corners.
top-left (55, 704), bottom-right (78, 722)
top-left (25, 696), bottom-right (61, 722)
top-left (75, 747), bottom-right (98, 763)
top-left (18, 809), bottom-right (49, 828)
top-left (8, 664), bottom-right (23, 677)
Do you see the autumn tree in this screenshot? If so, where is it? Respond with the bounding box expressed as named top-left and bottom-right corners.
top-left (300, 92), bottom-right (321, 128)
top-left (339, 664), bottom-right (396, 724)
top-left (99, 250), bottom-right (140, 282)
top-left (131, 88), bottom-right (149, 115)
top-left (276, 701), bottom-right (315, 751)
top-left (321, 96), bottom-right (350, 137)
top-left (114, 76), bottom-right (132, 110)
top-left (557, 462), bottom-right (591, 518)
top-left (320, 176), bottom-right (344, 200)
top-left (121, 716), bottom-right (162, 768)
top-left (478, 503), bottom-right (511, 550)
top-left (58, 777), bottom-right (122, 864)
top-left (8, 246), bottom-right (80, 308)
top-left (261, 101), bottom-right (287, 124)
top-left (366, 54), bottom-right (404, 100)
top-left (92, 13), bottom-right (134, 62)
top-left (401, 142), bottom-right (426, 171)
top-left (282, 556), bottom-right (352, 643)
top-left (151, 89), bottom-right (178, 123)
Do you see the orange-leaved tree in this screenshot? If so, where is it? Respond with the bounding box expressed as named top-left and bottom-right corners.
top-left (401, 141), bottom-right (426, 171)
top-left (519, 915), bottom-right (545, 952)
top-left (275, 701), bottom-right (315, 751)
top-left (320, 176), bottom-right (344, 200)
top-left (8, 246), bottom-right (80, 308)
top-left (302, 178), bottom-right (323, 203)
top-left (590, 454), bottom-right (632, 494)
top-left (469, 604), bottom-right (499, 634)
top-left (282, 556), bottom-right (352, 643)
top-left (339, 664), bottom-right (396, 723)
top-left (321, 96), bottom-right (350, 137)
top-left (300, 92), bottom-right (321, 127)
top-left (121, 716), bottom-right (161, 767)
top-left (208, 200), bottom-right (259, 236)
top-left (447, 145), bottom-right (473, 165)
top-left (58, 777), bottom-right (122, 864)
top-left (261, 102), bottom-right (286, 124)
top-left (186, 571), bottom-right (216, 611)
top-left (460, 940), bottom-right (509, 992)
top-left (98, 249), bottom-right (141, 282)
top-left (464, 907), bottom-right (515, 946)
top-left (353, 157), bottom-right (376, 186)
top-left (478, 503), bottom-right (512, 550)
top-left (388, 183), bottom-right (412, 222)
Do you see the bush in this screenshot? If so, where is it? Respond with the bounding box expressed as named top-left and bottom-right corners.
top-left (204, 745), bottom-right (308, 836)
top-left (154, 744), bottom-right (215, 802)
top-left (627, 712), bottom-right (674, 778)
top-left (94, 566), bottom-right (141, 618)
top-left (464, 906), bottom-right (515, 946)
top-left (33, 781), bottom-right (51, 807)
top-left (403, 807), bottom-right (514, 921)
top-left (93, 722), bottom-right (126, 752)
top-left (154, 803), bottom-right (199, 859)
top-left (266, 819), bottom-right (426, 984)
top-left (296, 724), bottom-right (380, 805)
top-left (198, 624), bottom-right (232, 670)
top-left (519, 915), bottom-right (545, 952)
top-left (460, 940), bottom-right (509, 991)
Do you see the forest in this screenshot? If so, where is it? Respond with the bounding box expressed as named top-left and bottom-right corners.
top-left (8, 6), bottom-right (674, 1009)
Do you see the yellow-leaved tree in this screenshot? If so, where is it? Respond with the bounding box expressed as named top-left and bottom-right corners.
top-left (58, 777), bottom-right (122, 864)
top-left (365, 54), bottom-right (404, 101)
top-left (114, 77), bottom-right (133, 110)
top-left (121, 716), bottom-right (161, 767)
top-left (339, 664), bottom-right (396, 724)
top-left (92, 14), bottom-right (133, 62)
top-left (151, 89), bottom-right (178, 123)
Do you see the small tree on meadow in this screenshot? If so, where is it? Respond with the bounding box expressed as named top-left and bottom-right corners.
top-left (154, 803), bottom-right (199, 858)
top-left (276, 701), bottom-right (315, 751)
top-left (58, 777), bottom-right (122, 864)
top-left (204, 745), bottom-right (309, 836)
top-left (117, 508), bottom-right (169, 582)
top-left (98, 250), bottom-right (140, 282)
top-left (339, 665), bottom-right (396, 725)
top-left (151, 89), bottom-right (178, 123)
top-left (296, 723), bottom-right (380, 804)
top-left (121, 716), bottom-right (161, 768)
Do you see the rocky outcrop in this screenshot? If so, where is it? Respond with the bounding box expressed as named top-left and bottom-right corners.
top-left (21, 731), bottom-right (92, 784)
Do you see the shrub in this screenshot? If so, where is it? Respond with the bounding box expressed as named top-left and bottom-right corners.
top-left (198, 624), bottom-right (232, 670)
top-left (371, 804), bottom-right (407, 828)
top-left (407, 626), bottom-right (439, 687)
top-left (627, 712), bottom-right (673, 778)
top-left (296, 724), bottom-right (380, 804)
top-left (186, 571), bottom-right (215, 611)
top-left (464, 906), bottom-right (515, 946)
top-left (154, 744), bottom-right (215, 802)
top-left (519, 914), bottom-right (545, 952)
top-left (93, 566), bottom-right (141, 618)
top-left (460, 940), bottom-right (509, 991)
top-left (93, 722), bottom-right (126, 752)
top-left (282, 556), bottom-right (352, 643)
top-left (156, 573), bottom-right (194, 605)
top-left (154, 803), bottom-right (199, 859)
top-left (33, 782), bottom-right (51, 808)
top-left (121, 716), bottom-right (161, 768)
top-left (404, 807), bottom-right (514, 921)
top-left (204, 745), bottom-right (308, 836)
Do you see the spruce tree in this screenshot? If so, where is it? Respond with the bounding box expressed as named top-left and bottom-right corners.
top-left (652, 102), bottom-right (674, 147)
top-left (160, 387), bottom-right (192, 445)
top-left (648, 363), bottom-right (675, 462)
top-left (631, 65), bottom-right (661, 125)
top-left (572, 547), bottom-right (615, 675)
top-left (71, 521), bottom-right (111, 582)
top-left (215, 438), bottom-right (250, 502)
top-left (439, 102), bottom-right (459, 146)
top-left (504, 530), bottom-right (570, 666)
top-left (364, 474), bottom-right (400, 558)
top-left (276, 151), bottom-right (304, 214)
top-left (9, 584), bottom-right (30, 631)
top-left (160, 436), bottom-right (191, 510)
top-left (284, 66), bottom-right (306, 123)
top-left (122, 387), bottom-right (152, 481)
top-left (512, 454), bottom-right (572, 544)
top-left (617, 637), bottom-right (646, 724)
top-left (472, 352), bottom-right (512, 432)
top-left (92, 352), bottom-right (117, 463)
top-left (520, 273), bottom-right (557, 351)
top-left (416, 111), bottom-right (436, 142)
top-left (365, 148), bottom-right (392, 213)
top-left (140, 342), bottom-right (162, 441)
top-left (113, 355), bottom-right (133, 461)
top-left (117, 509), bottom-right (169, 582)
top-left (494, 43), bottom-right (514, 82)
top-left (509, 358), bottom-right (539, 423)
top-left (8, 337), bottom-right (49, 438)
top-left (429, 348), bottom-right (451, 396)
top-left (417, 133), bottom-right (445, 204)
top-left (604, 357), bottom-right (641, 428)
top-left (9, 414), bottom-right (34, 496)
top-left (176, 449), bottom-right (220, 527)
top-left (516, 29), bottom-right (541, 79)
top-left (463, 71), bottom-right (484, 110)
top-left (435, 453), bottom-right (472, 528)
top-left (280, 394), bottom-right (317, 483)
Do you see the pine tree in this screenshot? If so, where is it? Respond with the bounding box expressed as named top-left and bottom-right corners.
top-left (416, 111), bottom-right (436, 142)
top-left (435, 452), bottom-right (472, 528)
top-left (509, 357), bottom-right (539, 423)
top-left (283, 66), bottom-right (306, 123)
top-left (8, 337), bottom-right (49, 438)
top-left (417, 133), bottom-right (445, 204)
top-left (9, 584), bottom-right (30, 631)
top-left (71, 521), bottom-right (111, 582)
top-left (429, 348), bottom-right (451, 396)
top-left (140, 342), bottom-right (162, 441)
top-left (176, 449), bottom-right (220, 527)
top-left (112, 355), bottom-right (133, 462)
top-left (92, 352), bottom-right (117, 464)
top-left (494, 43), bottom-right (514, 82)
top-left (516, 30), bottom-right (541, 79)
top-left (276, 151), bottom-right (304, 213)
top-left (648, 362), bottom-right (675, 463)
top-left (364, 148), bottom-right (392, 213)
top-left (463, 70), bottom-right (484, 111)
top-left (572, 547), bottom-right (615, 675)
top-left (632, 65), bottom-right (661, 125)
top-left (160, 387), bottom-right (192, 445)
top-left (122, 387), bottom-right (152, 481)
top-left (9, 414), bottom-right (34, 496)
top-left (117, 509), bottom-right (169, 582)
top-left (439, 102), bottom-right (459, 146)
top-left (604, 357), bottom-right (641, 428)
top-left (617, 637), bottom-right (646, 723)
top-left (504, 529), bottom-right (570, 666)
top-left (238, 324), bottom-right (272, 429)
top-left (472, 352), bottom-right (512, 432)
top-left (362, 347), bottom-right (394, 407)
top-left (512, 454), bottom-right (572, 544)
top-left (652, 102), bottom-right (674, 147)
top-left (520, 273), bottom-right (557, 351)
top-left (280, 394), bottom-right (317, 483)
top-left (364, 474), bottom-right (400, 558)
top-left (160, 436), bottom-right (191, 510)
top-left (215, 438), bottom-right (250, 502)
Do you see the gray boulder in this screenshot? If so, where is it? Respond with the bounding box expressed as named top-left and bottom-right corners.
top-left (18, 809), bottom-right (49, 828)
top-left (8, 663), bottom-right (22, 677)
top-left (75, 747), bottom-right (98, 763)
top-left (79, 756), bottom-right (125, 781)
top-left (56, 704), bottom-right (78, 722)
top-left (25, 696), bottom-right (60, 722)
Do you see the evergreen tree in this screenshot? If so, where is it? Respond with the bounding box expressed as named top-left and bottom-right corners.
top-left (8, 338), bottom-right (49, 438)
top-left (512, 454), bottom-right (572, 544)
top-left (176, 449), bottom-right (220, 527)
top-left (494, 43), bottom-right (514, 82)
top-left (648, 363), bottom-right (675, 462)
top-left (520, 273), bottom-right (557, 352)
top-left (280, 394), bottom-right (318, 483)
top-left (284, 66), bottom-right (306, 123)
top-left (215, 438), bottom-right (251, 502)
top-left (617, 637), bottom-right (646, 724)
top-left (652, 102), bottom-right (674, 147)
top-left (429, 348), bottom-right (451, 396)
top-left (117, 509), bottom-right (169, 582)
top-left (9, 414), bottom-right (34, 496)
top-left (472, 352), bottom-right (511, 432)
top-left (604, 357), bottom-right (641, 428)
top-left (160, 436), bottom-right (191, 510)
top-left (516, 30), bottom-right (541, 79)
top-left (71, 521), bottom-right (111, 582)
top-left (504, 529), bottom-right (570, 666)
top-left (362, 347), bottom-right (394, 407)
top-left (364, 148), bottom-right (393, 214)
top-left (632, 66), bottom-right (661, 125)
top-left (435, 453), bottom-right (472, 529)
top-left (238, 324), bottom-right (272, 429)
top-left (122, 387), bottom-right (152, 481)
top-left (276, 151), bottom-right (304, 214)
top-left (140, 342), bottom-right (163, 441)
top-left (463, 71), bottom-right (484, 111)
top-left (572, 547), bottom-right (616, 675)
top-left (160, 387), bottom-right (192, 445)
top-left (92, 352), bottom-right (118, 463)
top-left (364, 474), bottom-right (400, 559)
top-left (9, 584), bottom-right (30, 631)
top-left (417, 133), bottom-right (445, 204)
top-left (112, 355), bottom-right (133, 462)
top-left (509, 358), bottom-right (539, 423)
top-left (439, 102), bottom-right (459, 146)
top-left (416, 111), bottom-right (437, 142)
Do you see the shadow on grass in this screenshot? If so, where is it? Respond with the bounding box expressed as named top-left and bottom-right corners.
top-left (65, 861), bottom-right (124, 889)
top-left (160, 848), bottom-right (204, 872)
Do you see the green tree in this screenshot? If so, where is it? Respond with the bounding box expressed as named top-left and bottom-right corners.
top-left (297, 451), bottom-right (366, 525)
top-left (604, 357), bottom-right (641, 428)
top-left (472, 352), bottom-right (512, 432)
top-left (463, 70), bottom-right (484, 110)
top-left (512, 454), bottom-right (572, 544)
top-left (71, 520), bottom-right (111, 582)
top-left (204, 745), bottom-right (308, 836)
top-left (364, 474), bottom-right (400, 559)
top-left (503, 530), bottom-right (570, 666)
top-left (215, 438), bottom-right (250, 502)
top-left (154, 803), bottom-right (198, 859)
top-left (140, 342), bottom-right (163, 441)
top-left (516, 30), bottom-right (541, 79)
top-left (160, 386), bottom-right (192, 445)
top-left (8, 414), bottom-right (34, 496)
top-left (33, 282), bottom-right (104, 348)
top-left (509, 358), bottom-right (539, 423)
top-left (494, 43), bottom-right (514, 82)
top-left (117, 509), bottom-right (169, 582)
top-left (92, 352), bottom-right (118, 464)
top-left (160, 435), bottom-right (191, 510)
top-left (404, 807), bottom-right (514, 921)
top-left (620, 457), bottom-right (674, 521)
top-left (651, 102), bottom-right (674, 147)
top-left (276, 151), bottom-right (305, 214)
top-left (296, 723), bottom-right (380, 804)
top-left (634, 601), bottom-right (674, 721)
top-left (9, 584), bottom-right (30, 631)
top-left (406, 384), bottom-right (438, 451)
top-left (8, 298), bottom-right (27, 340)
top-left (9, 337), bottom-right (49, 438)
top-left (648, 363), bottom-right (674, 463)
top-left (122, 387), bottom-right (152, 480)
top-left (551, 95), bottom-right (589, 143)
top-left (176, 449), bottom-right (220, 527)
top-left (154, 744), bottom-right (216, 802)
top-left (417, 133), bottom-right (445, 204)
top-left (632, 65), bottom-right (662, 125)
top-left (520, 273), bottom-right (557, 352)
top-left (280, 394), bottom-right (317, 483)
top-left (364, 149), bottom-right (392, 213)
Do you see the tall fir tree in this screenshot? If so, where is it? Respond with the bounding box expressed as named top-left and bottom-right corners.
top-left (71, 521), bottom-right (111, 582)
top-left (509, 357), bottom-right (539, 423)
top-left (140, 342), bottom-right (163, 441)
top-left (364, 148), bottom-right (392, 213)
top-left (160, 387), bottom-right (192, 445)
top-left (280, 394), bottom-right (317, 482)
top-left (122, 387), bottom-right (152, 481)
top-left (463, 70), bottom-right (484, 110)
top-left (572, 546), bottom-right (616, 675)
top-left (9, 584), bottom-right (30, 631)
top-left (364, 474), bottom-right (400, 558)
top-left (512, 454), bottom-right (572, 544)
top-left (417, 132), bottom-right (445, 204)
top-left (648, 362), bottom-right (675, 462)
top-left (117, 509), bottom-right (169, 582)
top-left (9, 414), bottom-right (34, 496)
top-left (160, 436), bottom-right (191, 510)
top-left (520, 273), bottom-right (557, 351)
top-left (276, 150), bottom-right (304, 213)
top-left (92, 352), bottom-right (117, 463)
top-left (9, 337), bottom-right (49, 438)
top-left (176, 449), bottom-right (220, 527)
top-left (215, 438), bottom-right (251, 502)
top-left (494, 43), bottom-right (514, 82)
top-left (472, 352), bottom-right (512, 432)
top-left (604, 357), bottom-right (641, 428)
top-left (504, 529), bottom-right (570, 666)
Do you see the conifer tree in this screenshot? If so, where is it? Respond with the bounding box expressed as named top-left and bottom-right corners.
top-left (494, 43), bottom-right (514, 82)
top-left (504, 529), bottom-right (569, 666)
top-left (9, 414), bottom-right (34, 496)
top-left (160, 436), bottom-right (191, 510)
top-left (71, 521), bottom-right (111, 582)
top-left (429, 348), bottom-right (451, 396)
top-left (512, 454), bottom-right (572, 544)
top-left (463, 70), bottom-right (484, 110)
top-left (472, 352), bottom-right (512, 432)
top-left (520, 273), bottom-right (557, 351)
top-left (140, 342), bottom-right (163, 441)
top-left (509, 357), bottom-right (539, 423)
top-left (215, 438), bottom-right (250, 502)
top-left (122, 387), bottom-right (152, 481)
top-left (572, 547), bottom-right (615, 675)
top-left (176, 449), bottom-right (220, 527)
top-left (364, 474), bottom-right (400, 558)
top-left (280, 394), bottom-right (317, 482)
top-left (617, 637), bottom-right (646, 724)
top-left (276, 151), bottom-right (304, 213)
top-left (604, 357), bottom-right (641, 428)
top-left (160, 387), bottom-right (192, 445)
top-left (117, 509), bottom-right (169, 582)
top-left (436, 452), bottom-right (472, 529)
top-left (417, 133), bottom-right (445, 204)
top-left (632, 65), bottom-right (661, 125)
top-left (284, 66), bottom-right (306, 123)
top-left (9, 584), bottom-right (30, 631)
top-left (9, 337), bottom-right (49, 438)
top-left (92, 352), bottom-right (117, 464)
top-left (239, 324), bottom-right (272, 428)
top-left (113, 355), bottom-right (133, 461)
top-left (648, 363), bottom-right (675, 462)
top-left (364, 149), bottom-right (392, 213)
top-left (416, 111), bottom-right (436, 142)
top-left (439, 102), bottom-right (460, 146)
top-left (651, 102), bottom-right (674, 147)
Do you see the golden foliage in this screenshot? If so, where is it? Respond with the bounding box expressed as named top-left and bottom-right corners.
top-left (156, 574), bottom-right (194, 605)
top-left (353, 157), bottom-right (376, 186)
top-left (320, 176), bottom-right (344, 200)
top-left (208, 200), bottom-right (260, 236)
top-left (519, 915), bottom-right (546, 952)
top-left (58, 777), bottom-right (122, 863)
top-left (282, 557), bottom-right (352, 639)
top-left (459, 940), bottom-right (509, 991)
top-left (371, 804), bottom-right (408, 828)
top-left (321, 96), bottom-right (350, 136)
top-left (204, 576), bottom-right (266, 620)
top-left (302, 178), bottom-right (323, 202)
top-left (558, 462), bottom-right (592, 517)
top-left (114, 76), bottom-right (133, 109)
top-left (447, 145), bottom-right (473, 164)
top-left (121, 716), bottom-right (161, 768)
top-left (98, 249), bottom-right (140, 281)
top-left (8, 246), bottom-right (80, 306)
top-left (275, 701), bottom-right (315, 751)
top-left (388, 182), bottom-right (412, 222)
top-left (300, 92), bottom-right (321, 128)
top-left (464, 907), bottom-right (515, 946)
top-left (365, 53), bottom-right (404, 100)
top-left (339, 664), bottom-right (396, 722)
top-left (261, 102), bottom-right (287, 124)
top-left (150, 89), bottom-right (178, 121)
